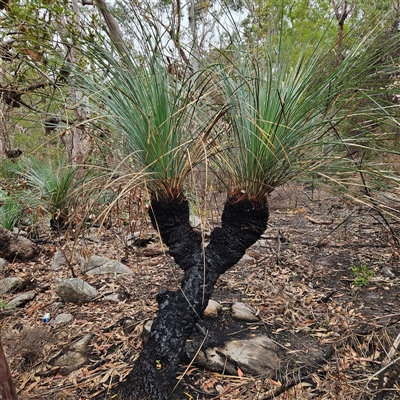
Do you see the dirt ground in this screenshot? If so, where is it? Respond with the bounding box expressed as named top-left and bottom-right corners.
top-left (1, 183), bottom-right (400, 400)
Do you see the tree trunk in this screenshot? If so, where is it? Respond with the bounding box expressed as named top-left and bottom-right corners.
top-left (0, 227), bottom-right (39, 262)
top-left (119, 195), bottom-right (269, 399)
top-left (0, 334), bottom-right (18, 400)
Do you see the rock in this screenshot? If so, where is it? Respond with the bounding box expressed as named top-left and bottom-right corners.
top-left (381, 266), bottom-right (396, 278)
top-left (0, 258), bottom-right (8, 273)
top-left (0, 227), bottom-right (39, 261)
top-left (123, 319), bottom-right (135, 335)
top-left (6, 291), bottom-right (36, 308)
top-left (55, 278), bottom-right (98, 304)
top-left (142, 320), bottom-right (153, 344)
top-left (81, 255), bottom-right (133, 275)
top-left (53, 351), bottom-right (86, 375)
top-left (0, 277), bottom-right (23, 296)
top-left (240, 254), bottom-right (254, 264)
top-left (126, 231), bottom-right (157, 247)
top-left (182, 333), bottom-right (279, 376)
top-left (103, 293), bottom-right (121, 303)
top-left (231, 302), bottom-right (259, 322)
top-left (204, 299), bottom-right (222, 319)
top-left (12, 228), bottom-right (28, 236)
top-left (189, 215), bottom-right (201, 228)
top-left (53, 333), bottom-right (92, 375)
top-left (71, 333), bottom-right (93, 353)
top-left (51, 302), bottom-right (64, 312)
top-left (50, 250), bottom-right (67, 271)
top-left (203, 336), bottom-right (278, 376)
top-left (52, 313), bottom-right (73, 325)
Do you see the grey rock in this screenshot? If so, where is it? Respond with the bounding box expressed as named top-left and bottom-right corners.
top-left (123, 318), bottom-right (135, 335)
top-left (382, 266), bottom-right (396, 278)
top-left (0, 258), bottom-right (8, 273)
top-left (204, 299), bottom-right (222, 319)
top-left (81, 255), bottom-right (133, 275)
top-left (51, 250), bottom-right (67, 271)
top-left (12, 228), bottom-right (28, 236)
top-left (142, 320), bottom-right (153, 344)
top-left (7, 290), bottom-right (36, 308)
top-left (0, 277), bottom-right (23, 296)
top-left (240, 254), bottom-right (254, 264)
top-left (53, 351), bottom-right (86, 374)
top-left (52, 313), bottom-right (73, 325)
top-left (71, 333), bottom-right (93, 353)
top-left (103, 293), bottom-right (121, 303)
top-left (231, 302), bottom-right (259, 322)
top-left (53, 333), bottom-right (92, 374)
top-left (126, 231), bottom-right (157, 247)
top-left (51, 302), bottom-right (64, 312)
top-left (55, 277), bottom-right (98, 304)
top-left (203, 336), bottom-right (278, 376)
top-left (189, 215), bottom-right (202, 228)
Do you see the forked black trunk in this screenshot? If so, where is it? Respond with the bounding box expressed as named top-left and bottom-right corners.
top-left (119, 195), bottom-right (269, 399)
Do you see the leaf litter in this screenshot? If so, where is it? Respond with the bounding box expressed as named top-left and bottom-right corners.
top-left (1, 183), bottom-right (400, 399)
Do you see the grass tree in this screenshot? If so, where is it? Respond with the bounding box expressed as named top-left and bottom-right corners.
top-left (11, 156), bottom-right (78, 231)
top-left (76, 17), bottom-right (400, 399)
top-left (0, 189), bottom-right (23, 231)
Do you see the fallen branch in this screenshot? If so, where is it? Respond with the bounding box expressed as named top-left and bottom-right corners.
top-left (305, 215), bottom-right (333, 225)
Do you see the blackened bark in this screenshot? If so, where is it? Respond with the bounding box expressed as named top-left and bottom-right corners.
top-left (120, 195), bottom-right (269, 400)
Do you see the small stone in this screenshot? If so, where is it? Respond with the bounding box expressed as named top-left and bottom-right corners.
top-left (240, 254), bottom-right (254, 264)
top-left (231, 302), bottom-right (259, 322)
top-left (103, 293), bottom-right (120, 303)
top-left (0, 277), bottom-right (23, 296)
top-left (81, 255), bottom-right (133, 275)
top-left (53, 351), bottom-right (86, 374)
top-left (52, 313), bottom-right (73, 325)
top-left (50, 250), bottom-right (67, 271)
top-left (123, 319), bottom-right (135, 335)
top-left (126, 231), bottom-right (156, 246)
top-left (71, 333), bottom-right (93, 353)
top-left (189, 215), bottom-right (201, 228)
top-left (55, 277), bottom-right (98, 304)
top-left (51, 302), bottom-right (64, 312)
top-left (0, 258), bottom-right (8, 273)
top-left (12, 228), bottom-right (28, 236)
top-left (7, 290), bottom-right (36, 308)
top-left (142, 320), bottom-right (153, 344)
top-left (381, 266), bottom-right (396, 278)
top-left (204, 299), bottom-right (222, 319)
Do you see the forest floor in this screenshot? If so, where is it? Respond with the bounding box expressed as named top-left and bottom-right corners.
top-left (2, 183), bottom-right (400, 400)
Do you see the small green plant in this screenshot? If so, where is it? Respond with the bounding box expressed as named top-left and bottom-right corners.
top-left (0, 299), bottom-right (8, 310)
top-left (352, 265), bottom-right (375, 287)
top-left (0, 188), bottom-right (23, 230)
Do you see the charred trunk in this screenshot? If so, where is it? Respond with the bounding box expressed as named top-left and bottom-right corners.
top-left (120, 195), bottom-right (269, 399)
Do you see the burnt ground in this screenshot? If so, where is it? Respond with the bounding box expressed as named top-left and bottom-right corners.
top-left (1, 183), bottom-right (400, 400)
